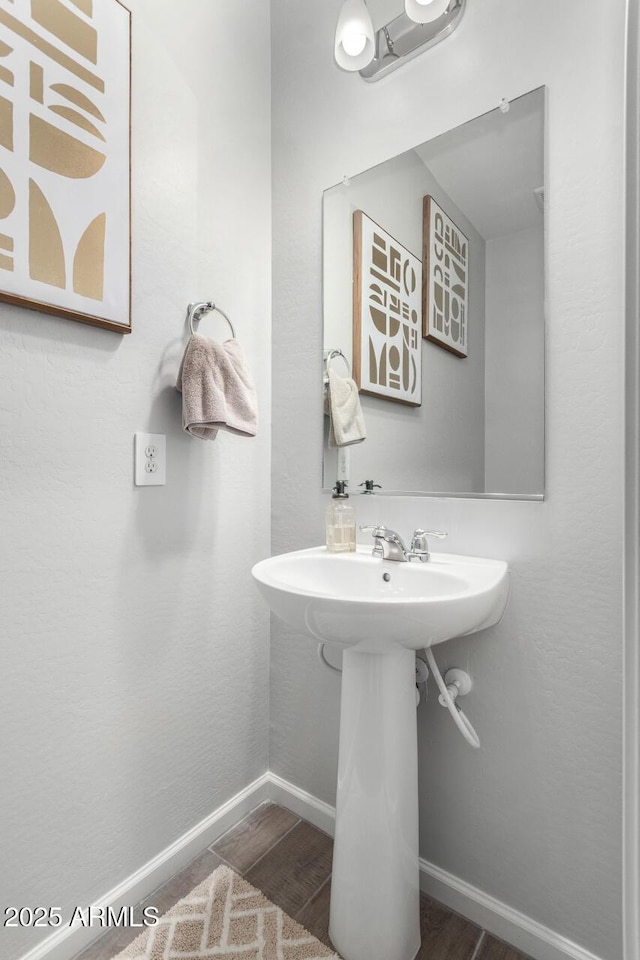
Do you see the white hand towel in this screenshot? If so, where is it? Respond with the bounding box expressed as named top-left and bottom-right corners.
top-left (176, 334), bottom-right (258, 441)
top-left (325, 368), bottom-right (366, 447)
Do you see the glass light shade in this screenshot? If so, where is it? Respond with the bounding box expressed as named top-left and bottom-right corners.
top-left (334, 0), bottom-right (375, 72)
top-left (405, 0), bottom-right (451, 24)
top-left (343, 32), bottom-right (367, 57)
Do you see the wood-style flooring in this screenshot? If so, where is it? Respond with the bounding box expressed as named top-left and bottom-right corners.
top-left (73, 802), bottom-right (531, 960)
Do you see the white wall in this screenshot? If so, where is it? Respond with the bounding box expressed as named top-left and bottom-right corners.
top-left (323, 150), bottom-right (486, 494)
top-left (271, 1), bottom-right (624, 958)
top-left (0, 2), bottom-right (271, 959)
top-left (485, 225), bottom-right (545, 494)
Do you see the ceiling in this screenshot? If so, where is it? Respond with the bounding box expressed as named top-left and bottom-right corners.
top-left (415, 88), bottom-right (545, 240)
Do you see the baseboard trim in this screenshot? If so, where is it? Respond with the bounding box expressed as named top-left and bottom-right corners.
top-left (266, 772), bottom-right (336, 836)
top-left (269, 773), bottom-right (605, 960)
top-left (418, 858), bottom-right (604, 960)
top-left (18, 771), bottom-right (605, 960)
top-left (17, 773), bottom-right (271, 960)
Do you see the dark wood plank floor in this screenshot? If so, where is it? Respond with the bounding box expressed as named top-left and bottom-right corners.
top-left (73, 802), bottom-right (531, 960)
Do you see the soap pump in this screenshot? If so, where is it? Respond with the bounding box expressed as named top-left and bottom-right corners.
top-left (326, 481), bottom-right (356, 553)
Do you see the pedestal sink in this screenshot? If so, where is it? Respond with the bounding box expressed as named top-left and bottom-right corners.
top-left (252, 545), bottom-right (509, 960)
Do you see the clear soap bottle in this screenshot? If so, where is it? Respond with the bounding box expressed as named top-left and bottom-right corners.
top-left (326, 481), bottom-right (356, 553)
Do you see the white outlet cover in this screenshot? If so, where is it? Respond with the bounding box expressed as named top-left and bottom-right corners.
top-left (135, 433), bottom-right (166, 486)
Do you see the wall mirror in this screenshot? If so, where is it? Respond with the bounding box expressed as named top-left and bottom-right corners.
top-left (322, 86), bottom-right (545, 500)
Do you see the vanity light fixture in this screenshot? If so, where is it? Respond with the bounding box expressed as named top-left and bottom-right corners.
top-left (334, 0), bottom-right (376, 72)
top-left (334, 0), bottom-right (467, 82)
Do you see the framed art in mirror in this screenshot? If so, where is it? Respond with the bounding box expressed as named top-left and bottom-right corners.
top-left (423, 195), bottom-right (469, 358)
top-left (0, 0), bottom-right (132, 333)
top-left (353, 210), bottom-right (422, 406)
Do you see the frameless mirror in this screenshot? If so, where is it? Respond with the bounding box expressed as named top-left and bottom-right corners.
top-left (322, 87), bottom-right (545, 499)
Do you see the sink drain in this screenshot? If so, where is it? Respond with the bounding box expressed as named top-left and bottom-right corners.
top-left (383, 572), bottom-right (391, 582)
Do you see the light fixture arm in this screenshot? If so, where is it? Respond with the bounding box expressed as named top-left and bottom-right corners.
top-left (382, 26), bottom-right (396, 58)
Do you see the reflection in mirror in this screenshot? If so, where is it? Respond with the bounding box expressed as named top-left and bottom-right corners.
top-left (323, 87), bottom-right (545, 500)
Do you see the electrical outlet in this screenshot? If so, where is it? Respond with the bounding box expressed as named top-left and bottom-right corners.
top-left (135, 433), bottom-right (166, 486)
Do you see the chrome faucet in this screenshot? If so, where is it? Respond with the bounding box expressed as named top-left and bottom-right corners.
top-left (360, 525), bottom-right (408, 561)
top-left (360, 525), bottom-right (448, 562)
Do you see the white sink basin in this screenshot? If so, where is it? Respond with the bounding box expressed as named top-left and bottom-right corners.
top-left (252, 545), bottom-right (509, 650)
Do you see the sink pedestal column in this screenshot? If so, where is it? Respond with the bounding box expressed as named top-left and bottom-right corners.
top-left (329, 645), bottom-right (421, 960)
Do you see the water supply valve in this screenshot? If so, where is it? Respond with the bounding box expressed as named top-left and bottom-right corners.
top-left (437, 668), bottom-right (472, 707)
top-left (415, 656), bottom-right (429, 705)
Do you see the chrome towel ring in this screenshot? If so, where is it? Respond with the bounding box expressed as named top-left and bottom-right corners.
top-left (324, 348), bottom-right (351, 384)
top-left (187, 301), bottom-right (236, 339)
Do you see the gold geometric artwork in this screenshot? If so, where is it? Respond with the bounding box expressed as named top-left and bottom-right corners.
top-left (73, 212), bottom-right (105, 299)
top-left (51, 82), bottom-right (105, 120)
top-left (0, 62), bottom-right (13, 86)
top-left (29, 178), bottom-right (65, 288)
top-left (31, 0), bottom-right (98, 64)
top-left (0, 95), bottom-right (13, 149)
top-left (0, 167), bottom-right (15, 216)
top-left (49, 105), bottom-right (105, 142)
top-left (70, 0), bottom-right (94, 15)
top-left (30, 61), bottom-right (43, 101)
top-left (29, 113), bottom-right (106, 176)
top-left (69, 0), bottom-right (93, 15)
top-left (0, 0), bottom-right (131, 332)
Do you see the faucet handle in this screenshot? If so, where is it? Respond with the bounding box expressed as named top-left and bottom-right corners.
top-left (411, 528), bottom-right (447, 541)
top-left (359, 481), bottom-right (382, 494)
top-left (411, 529), bottom-right (448, 548)
top-left (409, 529), bottom-right (448, 561)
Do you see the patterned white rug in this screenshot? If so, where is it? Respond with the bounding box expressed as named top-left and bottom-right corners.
top-left (112, 863), bottom-right (341, 960)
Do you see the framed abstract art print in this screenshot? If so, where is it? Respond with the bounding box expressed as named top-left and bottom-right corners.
top-left (353, 209), bottom-right (422, 406)
top-left (422, 195), bottom-right (468, 358)
top-left (0, 0), bottom-right (131, 332)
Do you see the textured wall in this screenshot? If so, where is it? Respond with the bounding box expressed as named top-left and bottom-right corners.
top-left (271, 1), bottom-right (624, 957)
top-left (0, 2), bottom-right (271, 959)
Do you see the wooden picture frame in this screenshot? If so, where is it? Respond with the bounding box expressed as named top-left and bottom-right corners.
top-left (0, 0), bottom-right (132, 333)
top-left (353, 210), bottom-right (422, 407)
top-left (422, 195), bottom-right (468, 357)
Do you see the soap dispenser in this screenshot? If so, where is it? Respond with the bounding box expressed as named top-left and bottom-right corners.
top-left (326, 481), bottom-right (356, 553)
